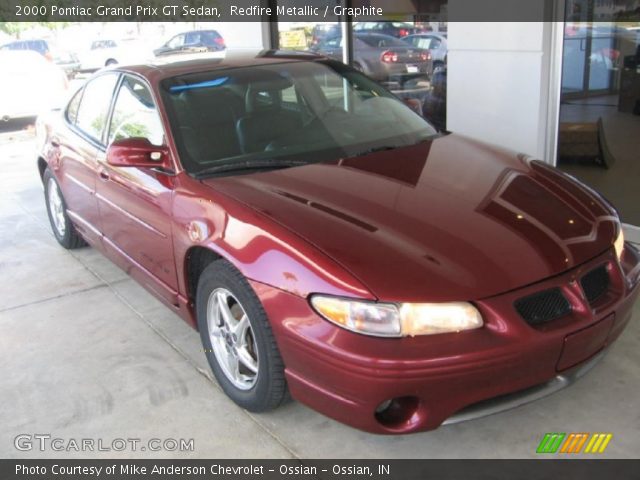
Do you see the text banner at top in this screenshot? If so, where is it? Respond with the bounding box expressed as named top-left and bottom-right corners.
top-left (1, 0), bottom-right (639, 22)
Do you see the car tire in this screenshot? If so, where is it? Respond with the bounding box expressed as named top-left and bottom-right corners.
top-left (196, 259), bottom-right (288, 412)
top-left (43, 169), bottom-right (86, 249)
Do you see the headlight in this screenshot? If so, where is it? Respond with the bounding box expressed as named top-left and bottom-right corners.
top-left (614, 228), bottom-right (625, 260)
top-left (310, 296), bottom-right (483, 337)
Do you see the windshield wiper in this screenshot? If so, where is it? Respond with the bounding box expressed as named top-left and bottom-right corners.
top-left (349, 145), bottom-right (399, 158)
top-left (194, 159), bottom-right (309, 179)
top-left (349, 137), bottom-right (440, 159)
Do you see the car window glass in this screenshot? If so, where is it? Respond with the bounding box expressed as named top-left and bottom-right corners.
top-left (185, 32), bottom-right (199, 45)
top-left (108, 76), bottom-right (164, 146)
top-left (200, 31), bottom-right (220, 45)
top-left (66, 89), bottom-right (83, 124)
top-left (322, 37), bottom-right (341, 48)
top-left (161, 62), bottom-right (436, 174)
top-left (414, 37), bottom-right (431, 49)
top-left (167, 34), bottom-right (184, 49)
top-left (75, 73), bottom-right (119, 143)
top-left (358, 35), bottom-right (406, 48)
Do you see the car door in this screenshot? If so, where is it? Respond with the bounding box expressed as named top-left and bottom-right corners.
top-left (55, 72), bottom-right (120, 245)
top-left (95, 74), bottom-right (179, 303)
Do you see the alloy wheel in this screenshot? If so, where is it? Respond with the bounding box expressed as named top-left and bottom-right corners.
top-left (47, 177), bottom-right (66, 237)
top-left (206, 288), bottom-right (259, 390)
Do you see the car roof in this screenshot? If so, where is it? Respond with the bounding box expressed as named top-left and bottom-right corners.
top-left (173, 29), bottom-right (220, 35)
top-left (115, 49), bottom-right (326, 82)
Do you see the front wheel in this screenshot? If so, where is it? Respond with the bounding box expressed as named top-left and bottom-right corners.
top-left (196, 260), bottom-right (288, 412)
top-left (43, 169), bottom-right (86, 249)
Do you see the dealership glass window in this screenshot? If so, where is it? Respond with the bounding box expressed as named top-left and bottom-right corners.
top-left (75, 73), bottom-right (119, 143)
top-left (108, 76), bottom-right (164, 146)
top-left (273, 7), bottom-right (449, 131)
top-left (557, 11), bottom-right (640, 225)
top-left (277, 22), bottom-right (341, 52)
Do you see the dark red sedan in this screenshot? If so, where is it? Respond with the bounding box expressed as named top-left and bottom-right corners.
top-left (37, 51), bottom-right (639, 434)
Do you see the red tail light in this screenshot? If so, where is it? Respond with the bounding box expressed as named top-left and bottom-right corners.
top-left (214, 37), bottom-right (225, 47)
top-left (420, 51), bottom-right (431, 62)
top-left (381, 51), bottom-right (398, 63)
top-left (399, 29), bottom-right (409, 37)
top-left (44, 51), bottom-right (53, 61)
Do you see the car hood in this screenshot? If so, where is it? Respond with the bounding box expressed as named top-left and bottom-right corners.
top-left (203, 134), bottom-right (619, 302)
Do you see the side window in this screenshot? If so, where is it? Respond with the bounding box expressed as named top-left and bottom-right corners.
top-left (167, 34), bottom-right (184, 49)
top-left (75, 73), bottom-right (119, 143)
top-left (322, 37), bottom-right (342, 49)
top-left (184, 32), bottom-right (200, 45)
top-left (108, 76), bottom-right (164, 147)
top-left (66, 89), bottom-right (83, 124)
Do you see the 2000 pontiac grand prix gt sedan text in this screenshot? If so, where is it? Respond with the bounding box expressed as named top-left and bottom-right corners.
top-left (36, 51), bottom-right (640, 434)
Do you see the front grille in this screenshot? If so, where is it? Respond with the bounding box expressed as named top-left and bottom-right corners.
top-left (515, 288), bottom-right (572, 325)
top-left (580, 265), bottom-right (610, 304)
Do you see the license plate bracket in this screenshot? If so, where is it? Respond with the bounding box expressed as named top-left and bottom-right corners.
top-left (556, 314), bottom-right (614, 371)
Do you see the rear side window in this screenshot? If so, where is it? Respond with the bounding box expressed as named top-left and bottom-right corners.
top-left (358, 35), bottom-right (406, 48)
top-left (108, 76), bottom-right (164, 146)
top-left (75, 73), bottom-right (119, 143)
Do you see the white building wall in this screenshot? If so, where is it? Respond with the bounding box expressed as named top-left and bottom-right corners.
top-left (446, 18), bottom-right (561, 161)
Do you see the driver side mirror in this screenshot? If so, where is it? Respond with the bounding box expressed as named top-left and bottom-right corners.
top-left (107, 137), bottom-right (170, 169)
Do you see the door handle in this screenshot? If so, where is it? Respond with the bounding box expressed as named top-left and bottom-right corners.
top-left (98, 168), bottom-right (110, 181)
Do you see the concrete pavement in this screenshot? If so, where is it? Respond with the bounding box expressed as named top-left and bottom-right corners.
top-left (1, 132), bottom-right (639, 459)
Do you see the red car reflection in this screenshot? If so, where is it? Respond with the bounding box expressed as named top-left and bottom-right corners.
top-left (37, 51), bottom-right (640, 433)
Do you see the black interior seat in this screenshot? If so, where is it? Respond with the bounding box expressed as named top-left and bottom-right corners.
top-left (236, 81), bottom-right (302, 154)
top-left (173, 88), bottom-right (244, 161)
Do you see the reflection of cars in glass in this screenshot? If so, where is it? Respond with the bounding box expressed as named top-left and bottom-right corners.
top-left (36, 51), bottom-right (639, 434)
top-left (0, 39), bottom-right (80, 78)
top-left (354, 21), bottom-right (427, 38)
top-left (403, 33), bottom-right (448, 69)
top-left (310, 23), bottom-right (341, 47)
top-left (422, 65), bottom-right (447, 131)
top-left (312, 33), bottom-right (432, 82)
top-left (0, 51), bottom-right (68, 121)
top-left (1, 38), bottom-right (50, 57)
top-left (154, 30), bottom-right (225, 57)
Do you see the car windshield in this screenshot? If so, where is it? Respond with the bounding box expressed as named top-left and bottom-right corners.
top-left (160, 60), bottom-right (437, 177)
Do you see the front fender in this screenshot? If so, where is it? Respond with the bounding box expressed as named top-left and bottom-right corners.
top-left (171, 175), bottom-right (374, 302)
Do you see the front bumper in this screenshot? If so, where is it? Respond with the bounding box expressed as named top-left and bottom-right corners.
top-left (251, 245), bottom-right (640, 434)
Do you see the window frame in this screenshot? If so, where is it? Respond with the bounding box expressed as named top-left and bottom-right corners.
top-left (65, 88), bottom-right (83, 124)
top-left (65, 71), bottom-right (121, 150)
top-left (106, 73), bottom-right (166, 148)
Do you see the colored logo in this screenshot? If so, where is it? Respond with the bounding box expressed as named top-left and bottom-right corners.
top-left (536, 433), bottom-right (613, 454)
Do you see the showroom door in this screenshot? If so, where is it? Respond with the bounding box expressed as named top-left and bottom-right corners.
top-left (95, 75), bottom-right (179, 303)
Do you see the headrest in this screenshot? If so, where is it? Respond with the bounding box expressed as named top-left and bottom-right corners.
top-left (243, 70), bottom-right (293, 113)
